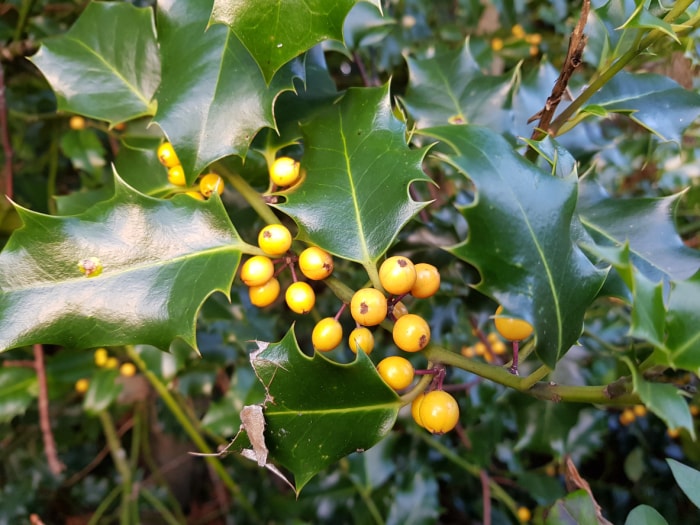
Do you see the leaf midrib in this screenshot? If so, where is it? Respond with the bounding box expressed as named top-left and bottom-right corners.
top-left (265, 401), bottom-right (400, 416)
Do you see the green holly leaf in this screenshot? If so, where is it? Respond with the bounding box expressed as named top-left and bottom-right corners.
top-left (624, 505), bottom-right (669, 525)
top-left (420, 125), bottom-right (607, 368)
top-left (0, 176), bottom-right (246, 353)
top-left (620, 3), bottom-right (679, 44)
top-left (250, 329), bottom-right (401, 493)
top-left (401, 40), bottom-right (519, 132)
top-left (277, 85), bottom-right (430, 266)
top-left (0, 367), bottom-right (37, 423)
top-left (585, 72), bottom-right (700, 143)
top-left (154, 0), bottom-right (302, 181)
top-left (578, 178), bottom-right (700, 282)
top-left (667, 459), bottom-right (700, 510)
top-left (665, 274), bottom-right (700, 373)
top-left (210, 0), bottom-right (381, 83)
top-left (83, 369), bottom-right (121, 415)
top-left (30, 2), bottom-right (159, 125)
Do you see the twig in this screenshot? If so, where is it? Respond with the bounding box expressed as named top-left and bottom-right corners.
top-left (480, 469), bottom-right (492, 525)
top-left (33, 344), bottom-right (65, 476)
top-left (0, 64), bottom-right (14, 198)
top-left (527, 0), bottom-right (590, 147)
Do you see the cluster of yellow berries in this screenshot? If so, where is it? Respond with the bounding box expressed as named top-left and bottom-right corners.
top-left (618, 405), bottom-right (647, 426)
top-left (157, 142), bottom-right (225, 200)
top-left (74, 348), bottom-right (137, 393)
top-left (491, 23), bottom-right (542, 57)
top-left (461, 332), bottom-right (508, 362)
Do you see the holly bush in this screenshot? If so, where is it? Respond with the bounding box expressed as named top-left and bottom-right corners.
top-left (2, 0), bottom-right (700, 523)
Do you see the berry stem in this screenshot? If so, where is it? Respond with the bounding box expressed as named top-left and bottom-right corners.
top-left (214, 162), bottom-right (280, 226)
top-left (334, 303), bottom-right (347, 321)
top-left (509, 340), bottom-right (520, 375)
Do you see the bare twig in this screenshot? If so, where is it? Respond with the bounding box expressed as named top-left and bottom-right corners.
top-left (528, 0), bottom-right (590, 144)
top-left (33, 344), bottom-right (65, 476)
top-left (480, 469), bottom-right (492, 525)
top-left (0, 64), bottom-right (14, 199)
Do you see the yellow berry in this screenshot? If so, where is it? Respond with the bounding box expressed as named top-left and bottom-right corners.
top-left (240, 256), bottom-right (275, 287)
top-left (511, 24), bottom-right (526, 39)
top-left (94, 348), bottom-right (108, 367)
top-left (350, 288), bottom-right (388, 326)
top-left (69, 115), bottom-right (86, 130)
top-left (417, 390), bottom-right (460, 434)
top-left (393, 314), bottom-right (430, 353)
top-left (411, 393), bottom-right (427, 428)
top-left (619, 408), bottom-right (636, 426)
top-left (299, 247), bottom-right (334, 280)
top-left (494, 305), bottom-right (533, 341)
top-left (270, 156), bottom-right (301, 187)
top-left (157, 142), bottom-right (180, 168)
top-left (199, 173), bottom-right (224, 197)
top-left (75, 378), bottom-right (90, 394)
top-left (690, 405), bottom-right (700, 417)
top-left (258, 224), bottom-right (292, 256)
top-left (248, 277), bottom-right (280, 307)
top-left (491, 37), bottom-right (504, 51)
top-left (105, 357), bottom-right (119, 369)
top-left (285, 281), bottom-right (315, 314)
top-left (312, 317), bottom-right (343, 352)
top-left (516, 506), bottom-right (532, 523)
top-left (633, 405), bottom-right (647, 418)
top-left (119, 362), bottom-right (137, 377)
top-left (461, 346), bottom-right (475, 358)
top-left (348, 327), bottom-right (374, 354)
top-left (377, 356), bottom-right (414, 390)
top-left (379, 256), bottom-right (417, 295)
top-left (167, 164), bottom-right (186, 186)
top-left (185, 191), bottom-right (205, 200)
top-left (410, 263), bottom-right (440, 298)
top-left (667, 428), bottom-right (681, 439)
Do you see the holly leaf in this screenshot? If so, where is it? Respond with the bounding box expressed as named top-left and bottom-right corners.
top-left (585, 72), bottom-right (700, 143)
top-left (0, 367), bottom-right (37, 423)
top-left (249, 328), bottom-right (401, 493)
top-left (578, 178), bottom-right (700, 282)
top-left (666, 459), bottom-right (700, 510)
top-left (277, 85), bottom-right (431, 265)
top-left (401, 39), bottom-right (521, 134)
top-left (210, 0), bottom-right (381, 83)
top-left (154, 0), bottom-right (302, 181)
top-left (420, 125), bottom-right (607, 368)
top-left (0, 175), bottom-right (245, 353)
top-left (30, 2), bottom-right (159, 125)
top-left (624, 505), bottom-right (669, 525)
top-left (665, 274), bottom-right (700, 373)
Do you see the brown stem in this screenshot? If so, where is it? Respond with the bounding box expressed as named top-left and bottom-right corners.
top-left (527, 0), bottom-right (590, 152)
top-left (33, 344), bottom-right (65, 475)
top-left (0, 64), bottom-right (14, 199)
top-left (480, 469), bottom-right (492, 525)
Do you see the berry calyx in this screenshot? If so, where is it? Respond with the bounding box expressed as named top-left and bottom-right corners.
top-left (199, 173), bottom-right (224, 197)
top-left (157, 142), bottom-right (180, 168)
top-left (414, 390), bottom-right (460, 434)
top-left (393, 313), bottom-right (430, 352)
top-left (167, 165), bottom-right (186, 186)
top-left (270, 156), bottom-right (301, 187)
top-left (258, 224), bottom-right (292, 256)
top-left (348, 327), bottom-right (374, 354)
top-left (312, 317), bottom-right (343, 351)
top-left (298, 247), bottom-right (334, 280)
top-left (494, 305), bottom-right (533, 341)
top-left (389, 300), bottom-right (408, 320)
top-left (240, 256), bottom-right (275, 287)
top-left (285, 281), bottom-right (315, 314)
top-left (350, 288), bottom-right (388, 326)
top-left (377, 356), bottom-right (414, 390)
top-left (248, 277), bottom-right (280, 307)
top-left (410, 263), bottom-right (441, 298)
top-left (379, 256), bottom-right (417, 295)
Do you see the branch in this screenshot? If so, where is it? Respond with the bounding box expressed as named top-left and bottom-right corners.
top-left (0, 64), bottom-right (14, 199)
top-left (33, 344), bottom-right (65, 476)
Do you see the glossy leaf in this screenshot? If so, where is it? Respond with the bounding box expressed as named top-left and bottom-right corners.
top-left (0, 367), bottom-right (37, 423)
top-left (666, 458), bottom-right (700, 510)
top-left (154, 0), bottom-right (302, 180)
top-left (250, 329), bottom-right (401, 493)
top-left (401, 40), bottom-right (518, 132)
top-left (664, 274), bottom-right (700, 372)
top-left (83, 369), bottom-right (121, 415)
top-left (578, 179), bottom-right (700, 282)
top-left (421, 125), bottom-right (606, 367)
top-left (545, 489), bottom-right (603, 525)
top-left (278, 85), bottom-right (430, 265)
top-left (30, 2), bottom-right (159, 125)
top-left (0, 176), bottom-right (244, 353)
top-left (624, 505), bottom-right (668, 525)
top-left (210, 0), bottom-right (381, 83)
top-left (585, 72), bottom-right (700, 143)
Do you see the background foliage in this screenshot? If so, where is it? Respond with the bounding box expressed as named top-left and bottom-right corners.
top-left (1, 0), bottom-right (700, 524)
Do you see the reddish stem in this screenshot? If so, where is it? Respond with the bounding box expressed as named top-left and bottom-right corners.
top-left (480, 470), bottom-right (492, 525)
top-left (509, 340), bottom-right (520, 376)
top-left (334, 303), bottom-right (347, 321)
top-left (0, 64), bottom-right (14, 199)
top-left (33, 344), bottom-right (65, 475)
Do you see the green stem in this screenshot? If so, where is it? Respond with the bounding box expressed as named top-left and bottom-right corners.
top-left (88, 485), bottom-right (122, 525)
top-left (12, 0), bottom-right (38, 43)
top-left (124, 346), bottom-right (261, 523)
top-left (413, 430), bottom-right (520, 517)
top-left (215, 162), bottom-right (279, 226)
top-left (345, 474), bottom-right (385, 525)
top-left (519, 365), bottom-right (551, 390)
top-left (98, 411), bottom-right (134, 525)
top-left (140, 487), bottom-right (185, 525)
top-left (550, 0), bottom-right (696, 136)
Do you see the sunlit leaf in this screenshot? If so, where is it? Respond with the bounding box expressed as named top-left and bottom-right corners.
top-left (666, 458), bottom-right (700, 510)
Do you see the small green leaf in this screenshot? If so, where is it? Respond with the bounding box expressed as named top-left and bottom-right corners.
top-left (251, 329), bottom-right (401, 493)
top-left (210, 0), bottom-right (380, 83)
top-left (0, 176), bottom-right (244, 353)
top-left (666, 458), bottom-right (700, 510)
top-left (83, 368), bottom-right (121, 415)
top-left (545, 489), bottom-right (602, 525)
top-left (31, 2), bottom-right (159, 124)
top-left (278, 85), bottom-right (431, 265)
top-left (421, 125), bottom-right (606, 368)
top-left (154, 0), bottom-right (302, 180)
top-left (586, 72), bottom-right (700, 142)
top-left (624, 505), bottom-right (668, 525)
top-left (619, 4), bottom-right (680, 43)
top-left (665, 274), bottom-right (700, 372)
top-left (60, 130), bottom-right (107, 182)
top-left (0, 367), bottom-right (37, 423)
